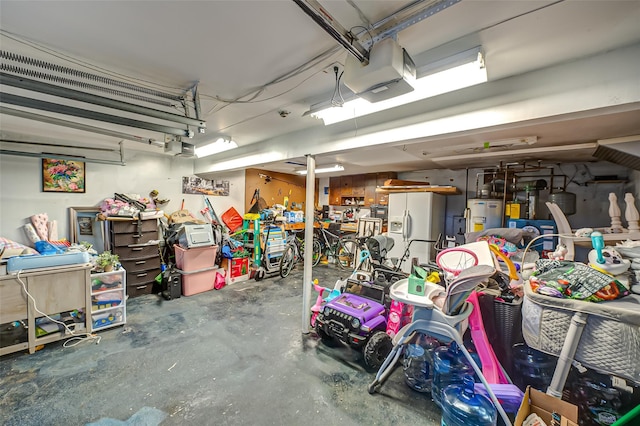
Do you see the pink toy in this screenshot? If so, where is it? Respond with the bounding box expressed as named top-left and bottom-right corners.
top-left (310, 280), bottom-right (341, 327)
top-left (466, 291), bottom-right (509, 384)
top-left (386, 300), bottom-right (414, 338)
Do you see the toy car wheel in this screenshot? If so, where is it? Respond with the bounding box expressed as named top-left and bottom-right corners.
top-left (363, 331), bottom-right (392, 370)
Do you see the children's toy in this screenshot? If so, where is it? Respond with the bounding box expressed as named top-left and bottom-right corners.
top-left (314, 278), bottom-right (393, 369)
top-left (588, 232), bottom-right (631, 276)
top-left (466, 291), bottom-right (510, 384)
top-left (310, 279), bottom-right (341, 327)
top-left (547, 243), bottom-right (568, 261)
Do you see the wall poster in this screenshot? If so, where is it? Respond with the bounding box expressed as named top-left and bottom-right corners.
top-left (182, 176), bottom-right (229, 196)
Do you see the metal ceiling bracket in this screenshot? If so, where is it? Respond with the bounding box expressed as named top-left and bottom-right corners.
top-left (0, 93), bottom-right (194, 138)
top-left (191, 83), bottom-right (206, 134)
top-left (368, 0), bottom-right (462, 48)
top-left (292, 0), bottom-right (370, 64)
top-left (0, 72), bottom-right (206, 128)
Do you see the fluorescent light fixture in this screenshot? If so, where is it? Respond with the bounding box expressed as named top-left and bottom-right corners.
top-left (424, 136), bottom-right (538, 154)
top-left (295, 164), bottom-right (344, 175)
top-left (195, 137), bottom-right (237, 158)
top-left (430, 143), bottom-right (596, 164)
top-left (308, 47), bottom-right (487, 125)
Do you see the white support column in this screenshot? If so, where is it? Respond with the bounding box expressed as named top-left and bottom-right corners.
top-left (301, 154), bottom-right (316, 333)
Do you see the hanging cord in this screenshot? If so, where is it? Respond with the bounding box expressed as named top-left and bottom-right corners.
top-left (15, 270), bottom-right (101, 348)
top-left (330, 66), bottom-right (345, 107)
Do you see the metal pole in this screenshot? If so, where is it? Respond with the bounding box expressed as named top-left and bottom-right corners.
top-left (302, 154), bottom-right (316, 333)
top-left (546, 311), bottom-right (588, 397)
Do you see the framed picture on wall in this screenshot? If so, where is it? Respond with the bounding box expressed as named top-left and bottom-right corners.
top-left (42, 158), bottom-right (86, 193)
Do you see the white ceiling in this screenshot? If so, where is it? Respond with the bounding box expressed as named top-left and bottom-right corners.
top-left (1, 0), bottom-right (640, 175)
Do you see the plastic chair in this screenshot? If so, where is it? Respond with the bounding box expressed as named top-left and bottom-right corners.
top-left (545, 201), bottom-right (575, 261)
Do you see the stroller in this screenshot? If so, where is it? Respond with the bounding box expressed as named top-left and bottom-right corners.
top-left (365, 235), bottom-right (441, 286)
top-left (364, 235), bottom-right (408, 285)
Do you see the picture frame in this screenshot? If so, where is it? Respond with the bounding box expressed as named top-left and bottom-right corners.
top-left (42, 158), bottom-right (86, 193)
top-left (182, 176), bottom-right (229, 195)
top-left (69, 207), bottom-right (106, 252)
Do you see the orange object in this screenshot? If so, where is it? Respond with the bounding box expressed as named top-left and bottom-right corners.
top-left (221, 207), bottom-right (244, 232)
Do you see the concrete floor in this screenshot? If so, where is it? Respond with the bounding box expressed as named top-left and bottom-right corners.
top-left (0, 264), bottom-right (443, 426)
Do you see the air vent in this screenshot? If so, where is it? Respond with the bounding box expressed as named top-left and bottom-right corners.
top-left (594, 136), bottom-right (640, 171)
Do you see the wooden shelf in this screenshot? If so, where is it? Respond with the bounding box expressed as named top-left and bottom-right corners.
top-left (376, 185), bottom-right (461, 195)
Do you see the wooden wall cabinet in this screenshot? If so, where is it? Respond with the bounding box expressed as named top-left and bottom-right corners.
top-left (329, 176), bottom-right (342, 205)
top-left (375, 172), bottom-right (397, 205)
top-left (340, 176), bottom-right (353, 196)
top-left (352, 175), bottom-right (365, 197)
top-left (328, 172), bottom-right (397, 207)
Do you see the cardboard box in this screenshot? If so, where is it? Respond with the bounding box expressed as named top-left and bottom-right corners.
top-left (221, 257), bottom-right (250, 284)
top-left (515, 387), bottom-right (578, 426)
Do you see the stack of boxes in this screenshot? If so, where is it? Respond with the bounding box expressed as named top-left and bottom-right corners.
top-left (174, 224), bottom-right (219, 296)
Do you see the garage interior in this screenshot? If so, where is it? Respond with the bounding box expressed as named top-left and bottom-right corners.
top-left (1, 1), bottom-right (640, 425)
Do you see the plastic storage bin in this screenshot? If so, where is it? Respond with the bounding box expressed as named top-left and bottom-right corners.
top-left (180, 268), bottom-right (217, 296)
top-left (174, 244), bottom-right (217, 271)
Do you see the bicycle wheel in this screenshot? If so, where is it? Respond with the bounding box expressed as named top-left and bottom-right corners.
top-left (311, 238), bottom-right (322, 267)
top-left (279, 244), bottom-right (296, 278)
top-left (336, 239), bottom-right (357, 270)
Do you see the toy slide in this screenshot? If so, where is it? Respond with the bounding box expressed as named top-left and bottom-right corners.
top-left (466, 291), bottom-right (510, 384)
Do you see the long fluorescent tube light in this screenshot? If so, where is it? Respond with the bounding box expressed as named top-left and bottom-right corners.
top-left (296, 164), bottom-right (344, 175)
top-left (424, 136), bottom-right (538, 154)
top-left (430, 143), bottom-right (597, 164)
top-left (309, 48), bottom-right (487, 125)
top-left (195, 137), bottom-right (238, 158)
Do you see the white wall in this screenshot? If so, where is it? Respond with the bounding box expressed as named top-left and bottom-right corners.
top-left (0, 151), bottom-right (245, 247)
top-left (400, 162), bottom-right (635, 239)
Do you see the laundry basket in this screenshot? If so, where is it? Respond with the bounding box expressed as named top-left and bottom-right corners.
top-left (522, 281), bottom-right (640, 384)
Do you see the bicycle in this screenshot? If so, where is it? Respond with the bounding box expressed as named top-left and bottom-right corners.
top-left (279, 229), bottom-right (305, 278)
top-left (311, 221), bottom-right (358, 270)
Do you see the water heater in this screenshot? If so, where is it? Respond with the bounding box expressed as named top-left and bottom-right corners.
top-left (466, 199), bottom-right (504, 233)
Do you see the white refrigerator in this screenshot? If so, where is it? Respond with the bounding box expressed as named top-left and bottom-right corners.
top-left (386, 192), bottom-right (445, 273)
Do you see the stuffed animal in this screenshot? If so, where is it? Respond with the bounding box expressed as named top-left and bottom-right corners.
top-left (547, 244), bottom-right (568, 261)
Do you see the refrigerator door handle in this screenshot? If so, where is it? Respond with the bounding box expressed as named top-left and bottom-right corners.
top-left (402, 211), bottom-right (411, 241)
